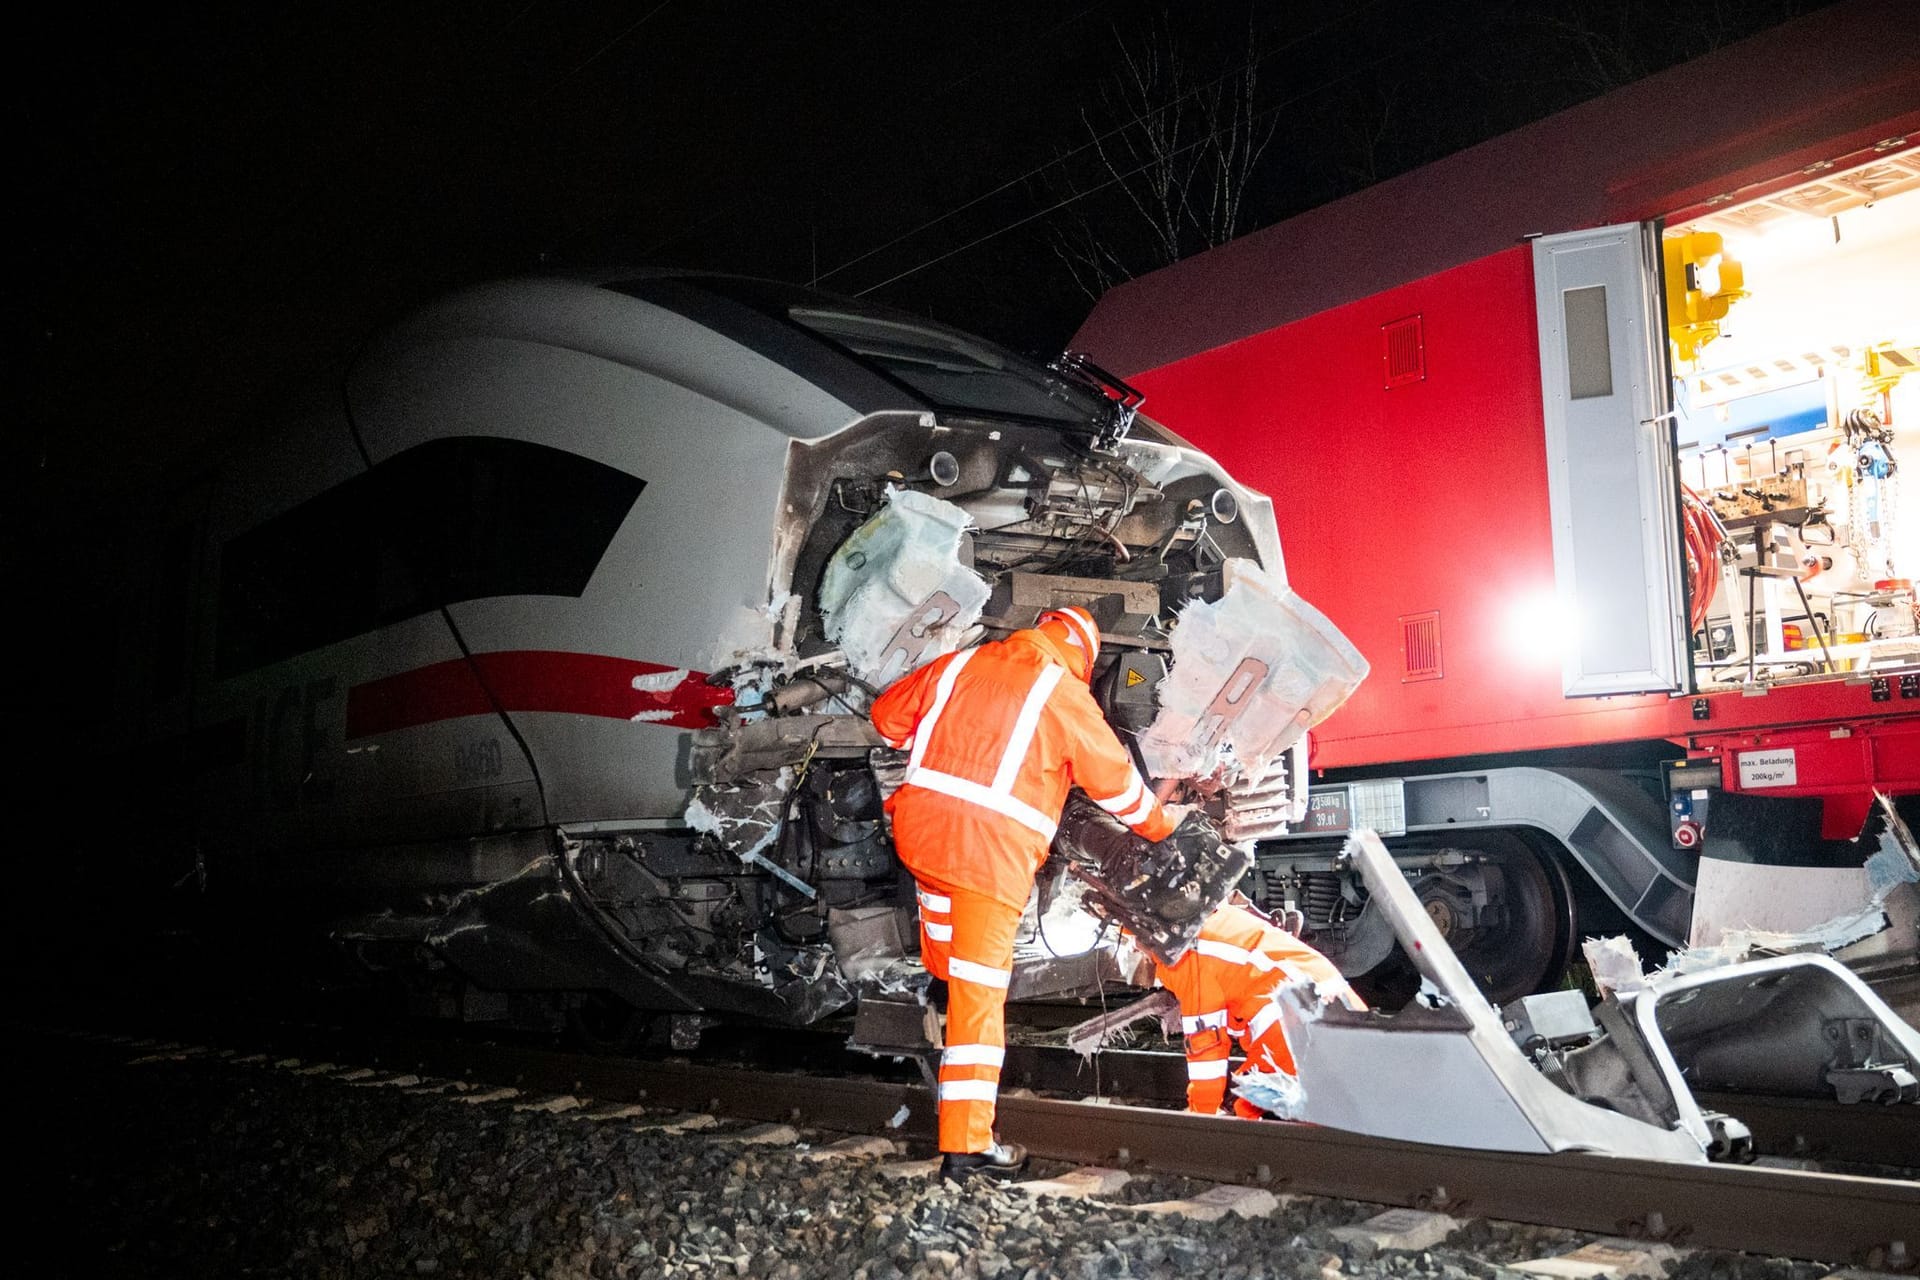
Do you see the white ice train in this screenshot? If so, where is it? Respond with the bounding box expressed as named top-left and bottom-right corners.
top-left (117, 272), bottom-right (1285, 1032)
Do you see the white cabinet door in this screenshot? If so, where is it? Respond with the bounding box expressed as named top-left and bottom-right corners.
top-left (1533, 222), bottom-right (1687, 696)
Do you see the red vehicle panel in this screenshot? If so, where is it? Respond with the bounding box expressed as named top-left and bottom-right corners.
top-left (1130, 247), bottom-right (1679, 767)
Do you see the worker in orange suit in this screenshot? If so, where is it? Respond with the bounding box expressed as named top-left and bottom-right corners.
top-left (1151, 900), bottom-right (1366, 1117)
top-left (871, 605), bottom-right (1177, 1181)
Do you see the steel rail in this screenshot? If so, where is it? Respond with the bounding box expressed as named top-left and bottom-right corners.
top-left (272, 1028), bottom-right (1916, 1266)
top-left (999, 1044), bottom-right (1920, 1170)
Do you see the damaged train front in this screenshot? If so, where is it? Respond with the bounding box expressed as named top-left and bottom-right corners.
top-left (592, 366), bottom-right (1368, 1038)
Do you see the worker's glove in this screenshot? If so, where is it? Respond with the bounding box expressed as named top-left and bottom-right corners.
top-left (1161, 802), bottom-right (1196, 829)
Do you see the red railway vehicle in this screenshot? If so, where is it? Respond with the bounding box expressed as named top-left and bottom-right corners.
top-left (1071, 0), bottom-right (1920, 1002)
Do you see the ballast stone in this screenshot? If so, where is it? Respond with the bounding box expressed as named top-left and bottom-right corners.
top-left (1131, 1183), bottom-right (1285, 1221)
top-left (803, 1135), bottom-right (898, 1161)
top-left (1513, 1238), bottom-right (1689, 1280)
top-left (1013, 1167), bottom-right (1131, 1199)
top-left (1332, 1208), bottom-right (1463, 1254)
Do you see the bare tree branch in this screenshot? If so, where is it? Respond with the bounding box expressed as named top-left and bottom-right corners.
top-left (1040, 9), bottom-right (1280, 300)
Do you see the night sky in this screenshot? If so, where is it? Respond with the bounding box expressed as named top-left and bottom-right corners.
top-left (23, 0), bottom-right (1828, 508)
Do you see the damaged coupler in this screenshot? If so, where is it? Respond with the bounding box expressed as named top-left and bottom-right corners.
top-left (1053, 796), bottom-right (1252, 965)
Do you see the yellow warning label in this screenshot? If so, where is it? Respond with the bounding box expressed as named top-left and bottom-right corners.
top-left (1125, 669), bottom-right (1146, 687)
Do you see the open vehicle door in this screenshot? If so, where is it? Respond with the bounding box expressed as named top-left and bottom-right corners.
top-left (1533, 222), bottom-right (1690, 696)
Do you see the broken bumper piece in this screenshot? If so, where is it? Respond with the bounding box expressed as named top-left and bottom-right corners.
top-left (1267, 830), bottom-right (1920, 1162)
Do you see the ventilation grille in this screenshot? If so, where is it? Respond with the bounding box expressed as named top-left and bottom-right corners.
top-left (1382, 315), bottom-right (1425, 388)
top-left (1401, 611), bottom-right (1442, 682)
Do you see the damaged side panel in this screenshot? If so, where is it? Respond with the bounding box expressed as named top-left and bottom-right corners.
top-left (1257, 829), bottom-right (1920, 1162)
top-left (1268, 830), bottom-right (1711, 1162)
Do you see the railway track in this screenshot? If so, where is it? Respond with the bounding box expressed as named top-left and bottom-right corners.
top-left (995, 1044), bottom-right (1920, 1172)
top-left (72, 1020), bottom-right (1920, 1267)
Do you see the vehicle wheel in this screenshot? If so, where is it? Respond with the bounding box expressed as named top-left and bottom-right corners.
top-left (1429, 833), bottom-right (1576, 1006)
top-left (1356, 832), bottom-right (1576, 1009)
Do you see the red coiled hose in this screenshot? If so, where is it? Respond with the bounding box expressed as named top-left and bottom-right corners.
top-left (1680, 486), bottom-right (1725, 636)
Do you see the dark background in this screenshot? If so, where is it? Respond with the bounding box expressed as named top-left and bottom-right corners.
top-left (11, 2), bottom-right (1827, 936)
top-left (22, 0), bottom-right (1827, 503)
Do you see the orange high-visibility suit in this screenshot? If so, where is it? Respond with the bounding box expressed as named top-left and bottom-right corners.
top-left (871, 605), bottom-right (1174, 1155)
top-left (1153, 903), bottom-right (1366, 1117)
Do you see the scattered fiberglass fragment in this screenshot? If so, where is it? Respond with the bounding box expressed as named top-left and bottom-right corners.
top-left (817, 487), bottom-right (990, 685)
top-left (1139, 559), bottom-right (1367, 785)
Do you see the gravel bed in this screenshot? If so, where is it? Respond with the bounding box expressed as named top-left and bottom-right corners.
top-left (25, 1036), bottom-right (1868, 1280)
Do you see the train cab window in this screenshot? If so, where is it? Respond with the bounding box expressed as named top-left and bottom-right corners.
top-left (216, 437), bottom-right (643, 675)
top-left (788, 306), bottom-right (1103, 426)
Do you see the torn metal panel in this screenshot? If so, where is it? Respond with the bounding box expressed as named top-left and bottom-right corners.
top-left (1620, 954), bottom-right (1920, 1105)
top-left (690, 715), bottom-right (881, 786)
top-left (684, 768), bottom-right (790, 857)
top-left (683, 767), bottom-right (824, 899)
top-left (817, 486), bottom-right (991, 685)
top-left (1687, 861), bottom-right (1888, 951)
top-left (1277, 831), bottom-right (1920, 1163)
top-left (827, 904), bottom-right (938, 1005)
top-left (1138, 559), bottom-right (1367, 787)
top-left (427, 853), bottom-right (705, 1012)
top-left (1669, 798), bottom-right (1920, 980)
top-left (827, 905), bottom-right (912, 983)
top-left (1065, 990), bottom-right (1181, 1058)
top-left (1271, 829), bottom-right (1709, 1161)
top-left (984, 571), bottom-right (1163, 634)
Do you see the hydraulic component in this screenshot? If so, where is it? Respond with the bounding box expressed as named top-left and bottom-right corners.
top-left (1053, 797), bottom-right (1252, 965)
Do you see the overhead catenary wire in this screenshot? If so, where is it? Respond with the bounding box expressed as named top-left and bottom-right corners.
top-left (532, 0), bottom-right (675, 104)
top-left (638, 2), bottom-right (1114, 262)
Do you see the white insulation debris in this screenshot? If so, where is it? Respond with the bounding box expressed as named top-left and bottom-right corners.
top-left (1582, 935), bottom-right (1648, 998)
top-left (1593, 807), bottom-right (1918, 988)
top-left (710, 593), bottom-right (801, 671)
top-left (631, 667), bottom-right (690, 693)
top-left (1028, 876), bottom-right (1105, 959)
top-left (817, 487), bottom-right (990, 686)
top-left (1138, 559), bottom-right (1367, 784)
top-left (1868, 795), bottom-right (1920, 894)
top-left (1231, 1069), bottom-right (1306, 1119)
top-left (1662, 909), bottom-right (1889, 978)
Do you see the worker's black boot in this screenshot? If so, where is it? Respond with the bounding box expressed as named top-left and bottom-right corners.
top-left (938, 1139), bottom-right (1028, 1183)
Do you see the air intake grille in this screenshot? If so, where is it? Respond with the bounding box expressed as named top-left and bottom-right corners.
top-left (1401, 610), bottom-right (1442, 682)
top-left (1383, 315), bottom-right (1425, 388)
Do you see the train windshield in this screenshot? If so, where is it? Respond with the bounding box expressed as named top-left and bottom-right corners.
top-left (787, 306), bottom-right (1107, 427)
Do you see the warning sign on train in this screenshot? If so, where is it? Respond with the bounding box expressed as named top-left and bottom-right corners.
top-left (1736, 749), bottom-right (1797, 788)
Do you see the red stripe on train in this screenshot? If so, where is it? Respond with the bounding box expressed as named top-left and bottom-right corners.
top-left (345, 651), bottom-right (735, 739)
